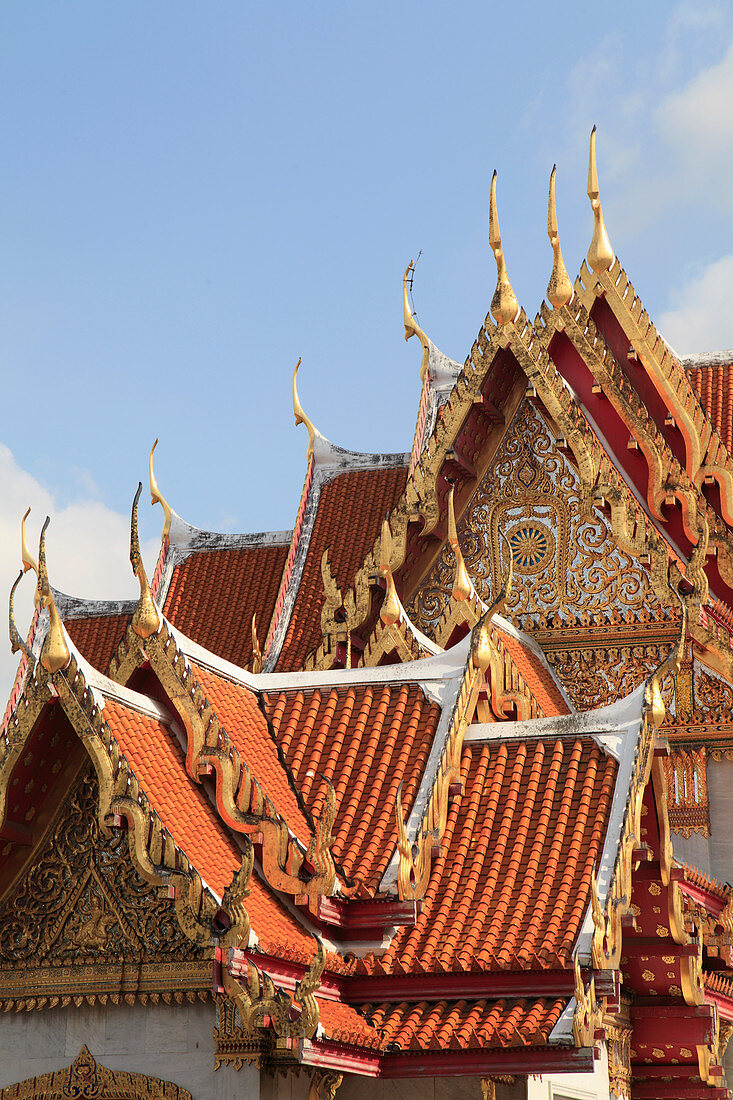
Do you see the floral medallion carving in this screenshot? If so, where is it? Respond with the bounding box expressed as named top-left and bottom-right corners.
top-left (410, 401), bottom-right (661, 637)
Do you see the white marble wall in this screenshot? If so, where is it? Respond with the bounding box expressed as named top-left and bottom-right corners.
top-left (0, 1000), bottom-right (258, 1100)
top-left (338, 1073), bottom-right (524, 1100)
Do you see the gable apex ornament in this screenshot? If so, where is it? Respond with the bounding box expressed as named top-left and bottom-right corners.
top-left (587, 126), bottom-right (614, 274)
top-left (149, 438), bottom-right (173, 541)
top-left (489, 170), bottom-right (519, 326)
top-left (292, 357), bottom-right (318, 461)
top-left (546, 165), bottom-right (573, 309)
top-left (403, 261), bottom-right (430, 382)
top-left (130, 482), bottom-right (161, 640)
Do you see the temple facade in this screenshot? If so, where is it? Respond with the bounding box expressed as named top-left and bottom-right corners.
top-left (3, 131), bottom-right (733, 1100)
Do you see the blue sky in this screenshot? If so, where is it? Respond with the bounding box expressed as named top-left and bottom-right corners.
top-left (3, 1), bottom-right (733, 694)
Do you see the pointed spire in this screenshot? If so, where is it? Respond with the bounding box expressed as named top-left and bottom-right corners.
top-left (447, 485), bottom-right (471, 602)
top-left (37, 518), bottom-right (71, 674)
top-left (149, 439), bottom-right (173, 541)
top-left (489, 171), bottom-right (519, 326)
top-left (379, 517), bottom-right (400, 627)
top-left (546, 166), bottom-right (573, 309)
top-left (9, 570), bottom-right (33, 660)
top-left (403, 262), bottom-right (430, 382)
top-left (130, 482), bottom-right (160, 640)
top-left (487, 529), bottom-right (514, 620)
top-left (586, 127), bottom-right (614, 274)
top-left (292, 358), bottom-right (317, 461)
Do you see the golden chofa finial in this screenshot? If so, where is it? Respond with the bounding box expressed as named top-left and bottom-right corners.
top-left (292, 357), bottom-right (317, 462)
top-left (489, 171), bottom-right (519, 326)
top-left (403, 262), bottom-right (430, 383)
top-left (149, 439), bottom-right (172, 541)
top-left (37, 517), bottom-right (71, 675)
top-left (379, 517), bottom-right (401, 627)
top-left (21, 507), bottom-right (41, 609)
top-left (587, 126), bottom-right (614, 274)
top-left (130, 482), bottom-right (161, 640)
top-left (447, 485), bottom-right (471, 602)
top-left (547, 166), bottom-right (573, 309)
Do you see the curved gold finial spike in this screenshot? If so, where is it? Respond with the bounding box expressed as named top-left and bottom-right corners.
top-left (251, 613), bottom-right (263, 675)
top-left (471, 609), bottom-right (493, 674)
top-left (379, 517), bottom-right (400, 627)
top-left (9, 569), bottom-right (33, 660)
top-left (487, 530), bottom-right (514, 621)
top-left (37, 517), bottom-right (71, 675)
top-left (21, 507), bottom-right (38, 576)
top-left (130, 482), bottom-right (161, 640)
top-left (149, 439), bottom-right (172, 541)
top-left (489, 171), bottom-right (519, 326)
top-left (292, 357), bottom-right (317, 461)
top-left (547, 166), bottom-right (573, 309)
top-left (403, 262), bottom-right (430, 383)
top-left (21, 507), bottom-right (41, 610)
top-left (447, 485), bottom-right (471, 602)
top-left (587, 127), bottom-right (614, 273)
top-left (646, 583), bottom-right (687, 728)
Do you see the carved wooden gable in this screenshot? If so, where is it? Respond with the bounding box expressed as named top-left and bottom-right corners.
top-left (0, 766), bottom-right (210, 1010)
top-left (409, 399), bottom-right (677, 710)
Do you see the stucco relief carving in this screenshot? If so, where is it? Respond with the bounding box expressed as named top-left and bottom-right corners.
top-left (0, 1046), bottom-right (194, 1100)
top-left (410, 401), bottom-right (662, 637)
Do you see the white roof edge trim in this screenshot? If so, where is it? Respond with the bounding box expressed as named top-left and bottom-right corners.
top-left (548, 998), bottom-right (575, 1044)
top-left (379, 648), bottom-right (473, 893)
top-left (170, 618), bottom-right (472, 703)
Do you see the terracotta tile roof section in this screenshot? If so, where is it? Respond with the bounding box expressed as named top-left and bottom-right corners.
top-left (264, 681), bottom-right (439, 892)
top-left (164, 543), bottom-right (289, 669)
top-left (689, 359), bottom-right (733, 453)
top-left (360, 736), bottom-right (616, 974)
top-left (360, 997), bottom-right (567, 1050)
top-left (190, 661), bottom-right (312, 840)
top-left (99, 696), bottom-right (313, 953)
top-left (275, 465), bottom-right (408, 672)
top-left (65, 613), bottom-right (132, 674)
top-left (498, 632), bottom-right (570, 717)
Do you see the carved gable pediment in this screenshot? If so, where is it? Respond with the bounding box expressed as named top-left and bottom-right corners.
top-left (0, 1045), bottom-right (194, 1100)
top-left (0, 766), bottom-right (210, 1010)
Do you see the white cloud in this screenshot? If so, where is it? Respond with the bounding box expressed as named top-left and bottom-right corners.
top-left (0, 444), bottom-right (157, 707)
top-left (657, 253), bottom-right (733, 355)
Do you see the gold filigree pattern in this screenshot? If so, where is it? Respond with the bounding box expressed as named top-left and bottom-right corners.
top-left (663, 748), bottom-right (710, 837)
top-left (0, 1046), bottom-right (193, 1100)
top-left (410, 402), bottom-right (661, 637)
top-left (0, 767), bottom-right (209, 1010)
top-left (546, 646), bottom-right (673, 711)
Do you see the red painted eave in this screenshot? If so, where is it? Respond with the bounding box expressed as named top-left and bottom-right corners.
top-left (300, 1038), bottom-right (594, 1078)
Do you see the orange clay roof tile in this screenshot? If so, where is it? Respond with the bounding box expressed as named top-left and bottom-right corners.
top-left (689, 360), bottom-right (733, 453)
top-left (499, 634), bottom-right (569, 717)
top-left (356, 736), bottom-right (616, 975)
top-left (190, 661), bottom-right (311, 839)
top-left (99, 696), bottom-right (313, 953)
top-left (275, 465), bottom-right (407, 671)
top-left (65, 613), bottom-right (132, 674)
top-left (264, 682), bottom-right (439, 893)
top-left (354, 997), bottom-right (567, 1050)
top-left (164, 543), bottom-right (289, 669)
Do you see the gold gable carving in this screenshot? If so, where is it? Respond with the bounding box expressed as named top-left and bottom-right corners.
top-left (0, 766), bottom-right (210, 1010)
top-left (0, 1045), bottom-right (194, 1100)
top-left (410, 400), bottom-right (664, 639)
